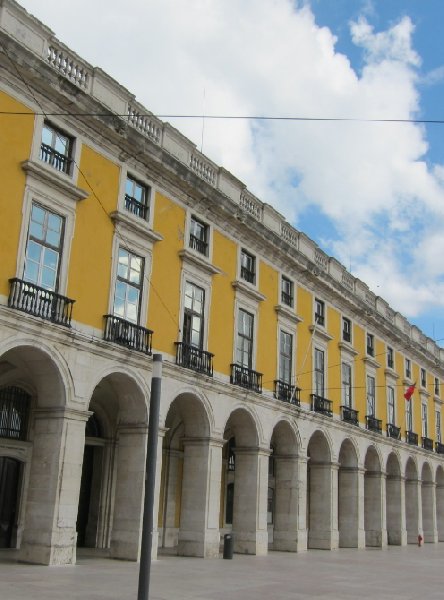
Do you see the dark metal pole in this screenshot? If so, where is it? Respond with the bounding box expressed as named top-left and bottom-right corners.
top-left (138, 353), bottom-right (162, 600)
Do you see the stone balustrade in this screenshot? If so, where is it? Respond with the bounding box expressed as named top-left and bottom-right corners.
top-left (1, 0), bottom-right (443, 364)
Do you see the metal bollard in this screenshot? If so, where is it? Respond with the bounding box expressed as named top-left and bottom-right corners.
top-left (223, 533), bottom-right (234, 559)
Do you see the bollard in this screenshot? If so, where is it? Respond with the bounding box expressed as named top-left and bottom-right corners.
top-left (223, 533), bottom-right (234, 559)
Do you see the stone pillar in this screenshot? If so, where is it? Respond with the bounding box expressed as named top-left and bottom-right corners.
top-left (159, 447), bottom-right (183, 549)
top-left (232, 447), bottom-right (269, 555)
top-left (405, 477), bottom-right (420, 544)
top-left (20, 408), bottom-right (88, 565)
top-left (307, 461), bottom-right (338, 550)
top-left (177, 437), bottom-right (223, 558)
top-left (273, 454), bottom-right (307, 552)
top-left (386, 474), bottom-right (407, 545)
top-left (110, 424), bottom-right (147, 561)
top-left (422, 481), bottom-right (438, 543)
top-left (364, 470), bottom-right (387, 547)
top-left (151, 427), bottom-right (165, 559)
top-left (338, 466), bottom-right (365, 548)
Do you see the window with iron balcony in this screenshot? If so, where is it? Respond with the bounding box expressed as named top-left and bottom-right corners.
top-left (240, 249), bottom-right (256, 284)
top-left (420, 368), bottom-right (426, 388)
top-left (366, 333), bottom-right (374, 357)
top-left (387, 346), bottom-right (394, 369)
top-left (314, 298), bottom-right (325, 326)
top-left (189, 215), bottom-right (209, 256)
top-left (125, 175), bottom-right (150, 221)
top-left (281, 276), bottom-right (293, 307)
top-left (40, 121), bottom-right (73, 175)
top-left (342, 317), bottom-right (351, 343)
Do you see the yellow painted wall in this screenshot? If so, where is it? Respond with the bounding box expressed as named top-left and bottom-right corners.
top-left (0, 93), bottom-right (34, 295)
top-left (327, 307), bottom-right (341, 415)
top-left (296, 287), bottom-right (313, 404)
top-left (208, 230), bottom-right (237, 376)
top-left (257, 262), bottom-right (278, 392)
top-left (148, 193), bottom-right (184, 353)
top-left (68, 145), bottom-right (119, 327)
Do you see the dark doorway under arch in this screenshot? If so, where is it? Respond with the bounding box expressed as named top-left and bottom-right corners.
top-left (0, 457), bottom-right (21, 548)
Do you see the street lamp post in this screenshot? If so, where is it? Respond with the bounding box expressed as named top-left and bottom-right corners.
top-left (137, 353), bottom-right (162, 600)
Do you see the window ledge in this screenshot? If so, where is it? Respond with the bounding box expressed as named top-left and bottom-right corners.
top-left (179, 248), bottom-right (221, 276)
top-left (419, 388), bottom-right (431, 398)
top-left (274, 304), bottom-right (303, 324)
top-left (110, 210), bottom-right (163, 244)
top-left (232, 280), bottom-right (265, 302)
top-left (363, 356), bottom-right (381, 369)
top-left (21, 159), bottom-right (88, 201)
top-left (338, 341), bottom-right (359, 357)
top-left (309, 324), bottom-right (333, 342)
top-left (384, 367), bottom-right (399, 380)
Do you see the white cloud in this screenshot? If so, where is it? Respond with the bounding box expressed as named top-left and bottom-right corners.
top-left (18, 0), bottom-right (444, 321)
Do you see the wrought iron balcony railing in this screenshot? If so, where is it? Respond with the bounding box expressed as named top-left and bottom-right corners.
top-left (435, 441), bottom-right (444, 454)
top-left (406, 430), bottom-right (418, 446)
top-left (310, 394), bottom-right (333, 417)
top-left (124, 193), bottom-right (149, 220)
top-left (386, 423), bottom-right (401, 440)
top-left (103, 315), bottom-right (153, 354)
top-left (274, 380), bottom-right (300, 405)
top-left (366, 415), bottom-right (382, 434)
top-left (341, 405), bottom-right (359, 426)
top-left (230, 364), bottom-right (262, 393)
top-left (189, 234), bottom-right (208, 255)
top-left (422, 437), bottom-right (434, 451)
top-left (8, 278), bottom-right (74, 327)
top-left (40, 142), bottom-right (72, 174)
top-left (240, 266), bottom-right (255, 284)
top-left (175, 342), bottom-right (213, 377)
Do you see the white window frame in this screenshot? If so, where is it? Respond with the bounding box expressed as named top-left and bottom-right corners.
top-left (405, 397), bottom-right (413, 432)
top-left (342, 361), bottom-right (353, 408)
top-left (278, 328), bottom-right (294, 385)
top-left (280, 275), bottom-right (294, 308)
top-left (367, 374), bottom-right (376, 417)
top-left (118, 166), bottom-right (156, 230)
top-left (233, 296), bottom-right (259, 370)
top-left (108, 233), bottom-right (152, 327)
top-left (436, 410), bottom-right (442, 443)
top-left (342, 317), bottom-right (352, 343)
top-left (314, 298), bottom-right (325, 327)
top-left (422, 402), bottom-right (428, 438)
top-left (239, 247), bottom-right (257, 286)
top-left (313, 346), bottom-right (326, 398)
top-left (387, 385), bottom-right (396, 425)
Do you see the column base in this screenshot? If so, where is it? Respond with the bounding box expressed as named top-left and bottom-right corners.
top-left (272, 529), bottom-right (307, 552)
top-left (20, 532), bottom-right (76, 566)
top-left (365, 529), bottom-right (387, 547)
top-left (423, 529), bottom-right (438, 543)
top-left (233, 530), bottom-right (268, 555)
top-left (178, 529), bottom-right (220, 558)
top-left (387, 529), bottom-right (407, 545)
top-left (307, 528), bottom-right (339, 550)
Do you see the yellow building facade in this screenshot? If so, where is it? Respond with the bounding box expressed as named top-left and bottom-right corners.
top-left (1, 0), bottom-right (444, 564)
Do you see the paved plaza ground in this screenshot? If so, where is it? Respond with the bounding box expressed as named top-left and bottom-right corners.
top-left (0, 544), bottom-right (443, 600)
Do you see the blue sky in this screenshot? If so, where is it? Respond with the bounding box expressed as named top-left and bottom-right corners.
top-left (18, 0), bottom-right (444, 345)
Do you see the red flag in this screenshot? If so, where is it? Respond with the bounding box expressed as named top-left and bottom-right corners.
top-left (404, 383), bottom-right (416, 401)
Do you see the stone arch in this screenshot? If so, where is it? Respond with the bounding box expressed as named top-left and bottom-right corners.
top-left (364, 445), bottom-right (384, 547)
top-left (221, 407), bottom-right (264, 555)
top-left (338, 438), bottom-right (360, 548)
top-left (421, 462), bottom-right (436, 543)
top-left (0, 343), bottom-right (75, 564)
top-left (307, 429), bottom-right (336, 549)
top-left (436, 465), bottom-right (444, 541)
top-left (386, 452), bottom-right (403, 545)
top-left (268, 419), bottom-right (301, 552)
top-left (161, 385), bottom-right (215, 435)
top-left (160, 392), bottom-right (217, 558)
top-left (78, 370), bottom-right (148, 561)
top-left (405, 457), bottom-right (419, 544)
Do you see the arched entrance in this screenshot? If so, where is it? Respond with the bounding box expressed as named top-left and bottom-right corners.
top-left (221, 408), bottom-right (265, 555)
top-left (421, 462), bottom-right (437, 542)
top-left (0, 385), bottom-right (30, 549)
top-left (364, 445), bottom-right (384, 547)
top-left (338, 439), bottom-right (361, 548)
top-left (307, 430), bottom-right (337, 549)
top-left (436, 466), bottom-right (444, 541)
top-left (79, 371), bottom-right (148, 561)
top-left (159, 393), bottom-right (218, 557)
top-left (386, 452), bottom-right (404, 545)
top-left (405, 457), bottom-right (419, 544)
top-left (269, 420), bottom-right (302, 552)
top-left (0, 344), bottom-right (79, 565)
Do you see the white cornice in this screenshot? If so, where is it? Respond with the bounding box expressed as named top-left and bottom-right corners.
top-left (274, 304), bottom-right (303, 325)
top-left (232, 280), bottom-right (266, 303)
top-left (21, 160), bottom-right (89, 201)
top-left (110, 211), bottom-right (163, 244)
top-left (178, 249), bottom-right (221, 276)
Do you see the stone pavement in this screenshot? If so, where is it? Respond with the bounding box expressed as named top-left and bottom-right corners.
top-left (0, 544), bottom-right (443, 600)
